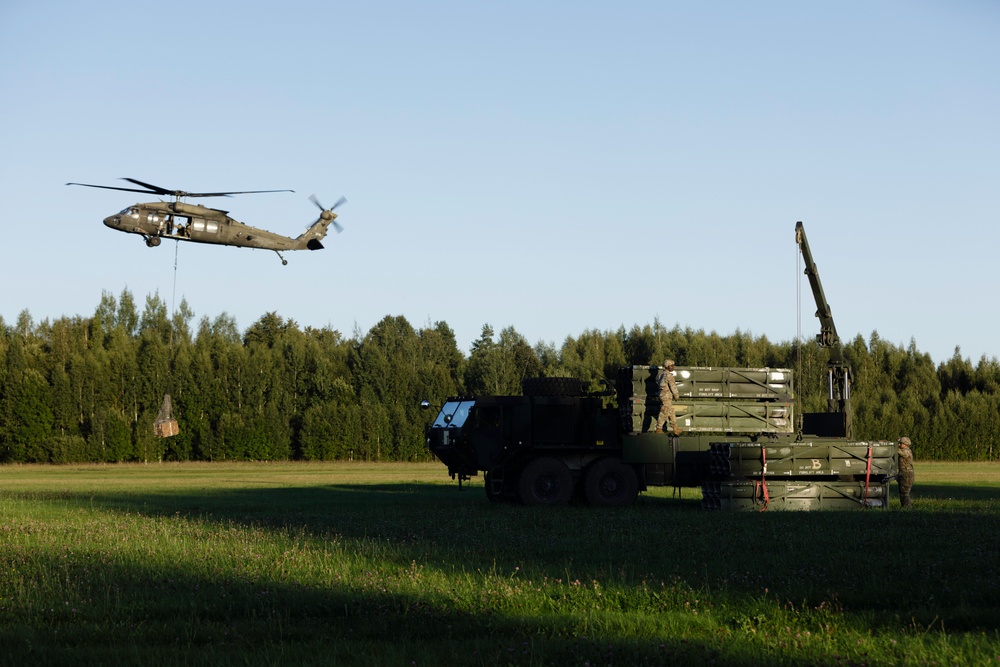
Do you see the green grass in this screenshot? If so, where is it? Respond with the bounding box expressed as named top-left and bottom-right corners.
top-left (1, 461), bottom-right (999, 666)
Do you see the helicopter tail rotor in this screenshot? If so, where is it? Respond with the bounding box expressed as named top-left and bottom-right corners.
top-left (308, 194), bottom-right (347, 234)
top-left (298, 194), bottom-right (347, 248)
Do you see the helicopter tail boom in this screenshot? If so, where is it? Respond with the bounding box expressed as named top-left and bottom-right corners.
top-left (298, 218), bottom-right (333, 249)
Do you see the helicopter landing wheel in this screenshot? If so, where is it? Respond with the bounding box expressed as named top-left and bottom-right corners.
top-left (145, 236), bottom-right (161, 247)
top-left (275, 250), bottom-right (288, 266)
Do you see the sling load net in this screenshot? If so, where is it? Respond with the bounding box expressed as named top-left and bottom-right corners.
top-left (153, 393), bottom-right (179, 438)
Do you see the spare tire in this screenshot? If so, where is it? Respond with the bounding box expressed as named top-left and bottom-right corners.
top-left (521, 377), bottom-right (584, 397)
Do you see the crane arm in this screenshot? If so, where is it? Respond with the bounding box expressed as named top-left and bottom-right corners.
top-left (795, 221), bottom-right (853, 438)
top-left (795, 221), bottom-right (844, 364)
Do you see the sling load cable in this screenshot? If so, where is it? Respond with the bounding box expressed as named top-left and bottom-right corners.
top-left (154, 240), bottom-right (180, 438)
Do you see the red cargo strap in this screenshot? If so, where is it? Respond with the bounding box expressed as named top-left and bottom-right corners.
top-left (862, 444), bottom-right (872, 505)
top-left (757, 445), bottom-right (770, 511)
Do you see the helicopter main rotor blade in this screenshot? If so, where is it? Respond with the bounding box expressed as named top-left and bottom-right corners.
top-left (69, 179), bottom-right (293, 199)
top-left (121, 178), bottom-right (176, 195)
top-left (186, 188), bottom-right (295, 197)
top-left (122, 178), bottom-right (293, 198)
top-left (66, 182), bottom-right (163, 195)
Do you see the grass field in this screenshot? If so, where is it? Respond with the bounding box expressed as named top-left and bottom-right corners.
top-left (1, 460), bottom-right (999, 666)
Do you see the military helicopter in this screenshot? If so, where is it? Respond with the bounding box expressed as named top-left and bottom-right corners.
top-left (67, 178), bottom-right (346, 265)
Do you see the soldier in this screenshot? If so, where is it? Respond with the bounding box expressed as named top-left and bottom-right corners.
top-left (897, 436), bottom-right (914, 508)
top-left (654, 360), bottom-right (682, 436)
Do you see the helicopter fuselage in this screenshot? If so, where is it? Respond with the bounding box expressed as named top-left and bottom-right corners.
top-left (69, 178), bottom-right (343, 264)
top-left (103, 201), bottom-right (326, 252)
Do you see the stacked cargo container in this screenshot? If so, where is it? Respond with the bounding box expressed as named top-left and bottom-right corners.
top-left (616, 365), bottom-right (795, 435)
top-left (615, 365), bottom-right (896, 510)
top-left (702, 441), bottom-right (896, 510)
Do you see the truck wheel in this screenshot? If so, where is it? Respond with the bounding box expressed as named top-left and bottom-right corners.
top-left (518, 457), bottom-right (573, 506)
top-left (584, 458), bottom-right (639, 507)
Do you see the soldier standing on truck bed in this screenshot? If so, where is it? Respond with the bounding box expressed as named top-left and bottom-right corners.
top-left (655, 360), bottom-right (682, 436)
top-left (897, 436), bottom-right (914, 508)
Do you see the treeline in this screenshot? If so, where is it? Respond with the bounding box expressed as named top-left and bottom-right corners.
top-left (1, 289), bottom-right (999, 464)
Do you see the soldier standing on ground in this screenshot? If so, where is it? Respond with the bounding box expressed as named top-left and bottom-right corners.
top-left (897, 436), bottom-right (914, 508)
top-left (654, 360), bottom-right (682, 436)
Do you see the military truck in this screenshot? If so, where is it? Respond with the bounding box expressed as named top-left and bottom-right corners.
top-left (423, 366), bottom-right (896, 509)
top-left (422, 223), bottom-right (897, 510)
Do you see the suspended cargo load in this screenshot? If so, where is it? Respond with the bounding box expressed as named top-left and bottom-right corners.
top-left (617, 366), bottom-right (794, 402)
top-left (708, 441), bottom-right (897, 479)
top-left (153, 393), bottom-right (179, 438)
top-left (701, 479), bottom-right (890, 511)
top-left (155, 420), bottom-right (179, 438)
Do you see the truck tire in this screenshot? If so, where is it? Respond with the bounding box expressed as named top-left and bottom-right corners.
top-left (521, 377), bottom-right (584, 397)
top-left (517, 457), bottom-right (573, 506)
top-left (584, 458), bottom-right (639, 507)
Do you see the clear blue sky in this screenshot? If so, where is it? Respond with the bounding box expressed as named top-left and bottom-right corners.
top-left (2, 1), bottom-right (998, 364)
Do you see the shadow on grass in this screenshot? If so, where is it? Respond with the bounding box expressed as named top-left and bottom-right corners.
top-left (0, 548), bottom-right (870, 667)
top-left (5, 479), bottom-right (1000, 658)
top-left (909, 483), bottom-right (1000, 501)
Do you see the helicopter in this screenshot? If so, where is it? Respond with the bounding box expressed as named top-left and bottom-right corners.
top-left (67, 178), bottom-right (346, 265)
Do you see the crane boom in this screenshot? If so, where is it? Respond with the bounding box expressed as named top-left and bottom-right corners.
top-left (795, 221), bottom-right (853, 438)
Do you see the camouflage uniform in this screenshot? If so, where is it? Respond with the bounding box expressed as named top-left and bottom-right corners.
top-left (897, 436), bottom-right (914, 508)
top-left (655, 360), bottom-right (681, 435)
